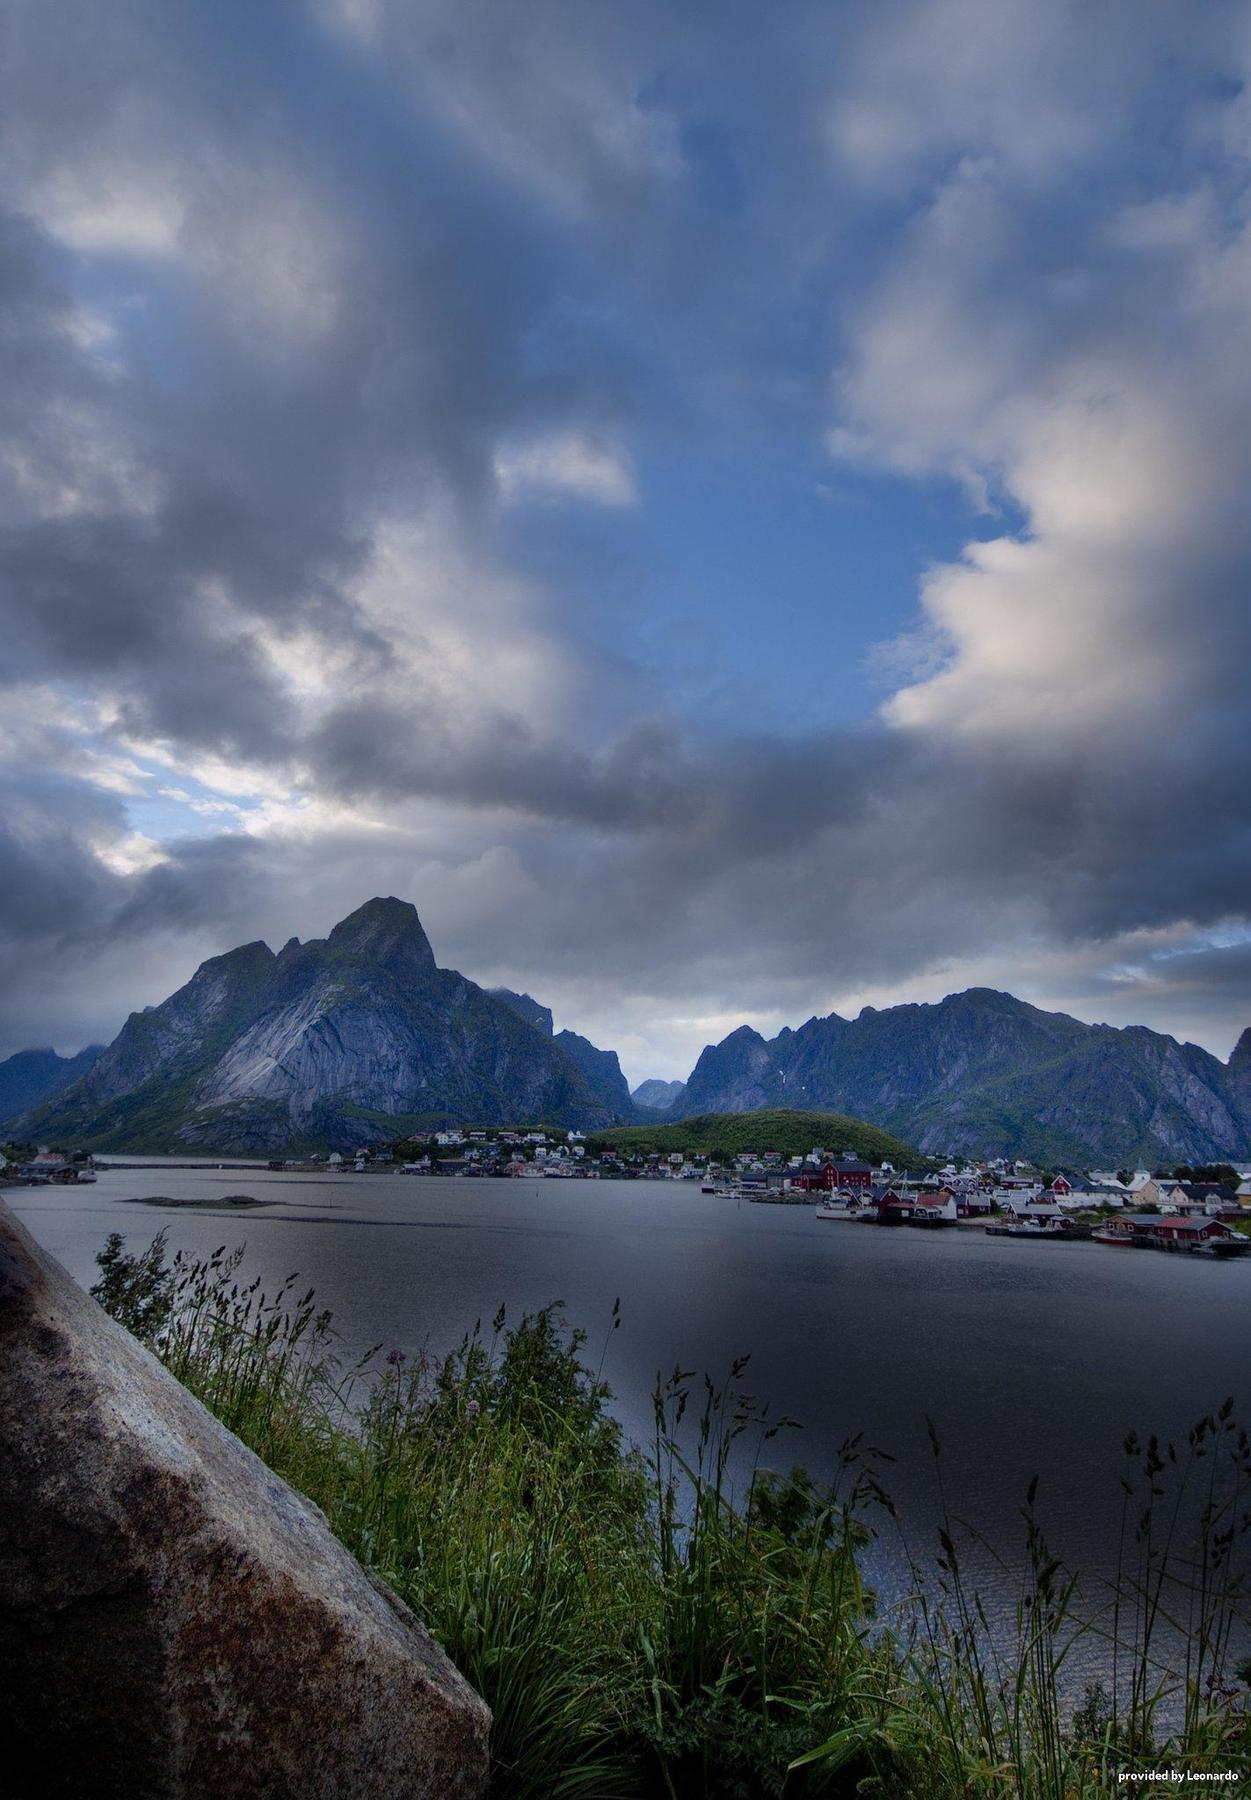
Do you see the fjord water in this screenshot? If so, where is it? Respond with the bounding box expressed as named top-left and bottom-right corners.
top-left (11, 1166), bottom-right (1250, 1618)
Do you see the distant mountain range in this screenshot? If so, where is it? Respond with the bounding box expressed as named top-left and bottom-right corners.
top-left (11, 899), bottom-right (633, 1153)
top-left (7, 899), bottom-right (1251, 1163)
top-left (631, 1078), bottom-right (688, 1112)
top-left (0, 1045), bottom-right (104, 1130)
top-left (667, 989), bottom-right (1251, 1165)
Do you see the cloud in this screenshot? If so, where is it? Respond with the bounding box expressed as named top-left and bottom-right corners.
top-left (3, 0), bottom-right (1251, 1083)
top-left (494, 431), bottom-right (637, 507)
top-left (310, 0), bottom-right (684, 218)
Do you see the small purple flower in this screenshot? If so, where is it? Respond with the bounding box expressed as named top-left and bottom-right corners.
top-left (466, 1398), bottom-right (481, 1417)
top-left (387, 1348), bottom-right (407, 1366)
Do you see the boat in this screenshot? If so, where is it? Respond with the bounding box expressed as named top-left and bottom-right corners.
top-left (1092, 1225), bottom-right (1134, 1246)
top-left (814, 1201), bottom-right (858, 1221)
top-left (985, 1221), bottom-right (1075, 1239)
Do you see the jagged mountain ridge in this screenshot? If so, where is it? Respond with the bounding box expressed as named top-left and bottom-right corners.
top-left (19, 899), bottom-right (634, 1152)
top-left (17, 909), bottom-right (1251, 1163)
top-left (671, 988), bottom-right (1251, 1164)
top-left (0, 1045), bottom-right (105, 1131)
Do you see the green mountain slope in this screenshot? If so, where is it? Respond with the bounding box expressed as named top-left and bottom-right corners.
top-left (588, 1108), bottom-right (921, 1164)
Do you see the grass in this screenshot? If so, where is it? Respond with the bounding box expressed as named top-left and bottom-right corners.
top-left (93, 1233), bottom-right (1251, 1796)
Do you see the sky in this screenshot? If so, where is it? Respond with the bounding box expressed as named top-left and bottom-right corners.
top-left (3, 0), bottom-right (1251, 1086)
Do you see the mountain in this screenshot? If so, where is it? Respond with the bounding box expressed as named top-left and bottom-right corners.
top-left (18, 916), bottom-right (1251, 1164)
top-left (631, 1078), bottom-right (687, 1112)
top-left (0, 1045), bottom-right (105, 1131)
top-left (18, 899), bottom-right (634, 1153)
top-left (552, 1030), bottom-right (633, 1116)
top-left (488, 989), bottom-right (554, 1035)
top-left (590, 1108), bottom-right (920, 1166)
top-left (672, 989), bottom-right (1251, 1166)
top-left (487, 989), bottom-right (632, 1112)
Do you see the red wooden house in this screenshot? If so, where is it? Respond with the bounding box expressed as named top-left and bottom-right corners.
top-left (792, 1159), bottom-right (874, 1192)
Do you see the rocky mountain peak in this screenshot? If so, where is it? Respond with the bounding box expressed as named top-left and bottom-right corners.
top-left (189, 940), bottom-right (276, 990)
top-left (326, 897), bottom-right (437, 974)
top-left (943, 987), bottom-right (1020, 1013)
top-left (722, 1024), bottom-right (766, 1046)
top-left (1229, 1026), bottom-right (1251, 1072)
top-left (10, 897), bottom-right (633, 1150)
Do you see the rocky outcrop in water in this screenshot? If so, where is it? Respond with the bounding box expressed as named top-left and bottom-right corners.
top-left (0, 1199), bottom-right (490, 1800)
top-left (18, 898), bottom-right (633, 1152)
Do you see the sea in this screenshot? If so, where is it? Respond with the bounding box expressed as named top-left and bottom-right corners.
top-left (10, 1161), bottom-right (1251, 1681)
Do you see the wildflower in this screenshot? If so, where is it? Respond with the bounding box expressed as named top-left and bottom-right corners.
top-left (387, 1348), bottom-right (407, 1366)
top-left (466, 1398), bottom-right (481, 1417)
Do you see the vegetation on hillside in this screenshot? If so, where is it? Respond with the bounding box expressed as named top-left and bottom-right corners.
top-left (91, 1231), bottom-right (1251, 1797)
top-left (1164, 1163), bottom-right (1241, 1186)
top-left (587, 1108), bottom-right (924, 1166)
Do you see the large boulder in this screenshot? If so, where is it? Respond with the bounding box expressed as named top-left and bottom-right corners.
top-left (0, 1201), bottom-right (490, 1799)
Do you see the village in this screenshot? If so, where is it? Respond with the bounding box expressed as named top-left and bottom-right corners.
top-left (5, 1129), bottom-right (1251, 1258)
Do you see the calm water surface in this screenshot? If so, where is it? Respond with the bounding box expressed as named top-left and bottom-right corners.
top-left (11, 1163), bottom-right (1251, 1643)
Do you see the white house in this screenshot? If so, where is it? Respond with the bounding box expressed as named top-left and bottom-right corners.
top-left (1058, 1184), bottom-right (1127, 1210)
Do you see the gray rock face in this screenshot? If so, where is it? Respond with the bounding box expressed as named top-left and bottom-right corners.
top-left (0, 1201), bottom-right (490, 1800)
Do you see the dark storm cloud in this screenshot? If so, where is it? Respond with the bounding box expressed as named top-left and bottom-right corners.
top-left (0, 1), bottom-right (672, 763)
top-left (0, 770), bottom-right (126, 946)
